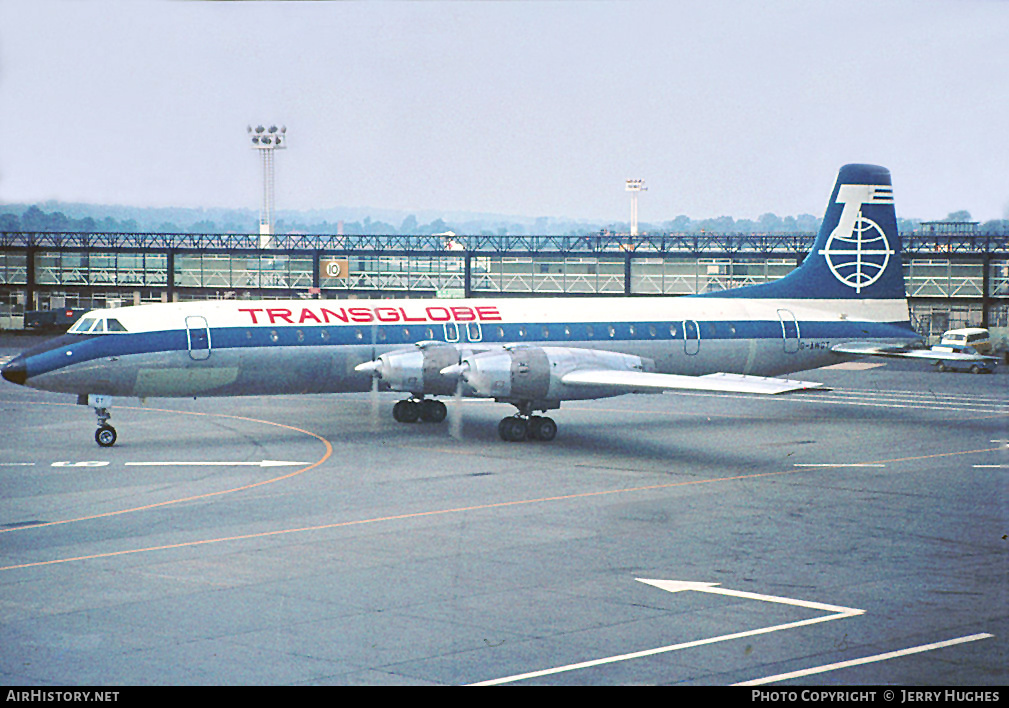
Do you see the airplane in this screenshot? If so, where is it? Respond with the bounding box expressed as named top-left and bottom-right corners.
top-left (2, 164), bottom-right (993, 447)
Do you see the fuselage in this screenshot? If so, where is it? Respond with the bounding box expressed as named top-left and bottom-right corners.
top-left (0, 163), bottom-right (928, 447)
top-left (4, 294), bottom-right (917, 399)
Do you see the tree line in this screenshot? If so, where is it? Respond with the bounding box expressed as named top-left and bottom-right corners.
top-left (1, 203), bottom-right (1005, 236)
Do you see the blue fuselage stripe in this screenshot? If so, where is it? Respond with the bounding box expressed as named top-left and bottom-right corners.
top-left (18, 318), bottom-right (918, 379)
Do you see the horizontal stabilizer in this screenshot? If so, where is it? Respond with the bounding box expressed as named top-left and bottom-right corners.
top-left (560, 369), bottom-right (826, 395)
top-left (832, 342), bottom-right (998, 363)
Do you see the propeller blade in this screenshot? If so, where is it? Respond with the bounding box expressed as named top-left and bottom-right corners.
top-left (448, 379), bottom-right (464, 440)
top-left (369, 374), bottom-right (381, 431)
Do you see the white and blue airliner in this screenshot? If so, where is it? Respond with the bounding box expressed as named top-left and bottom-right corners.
top-left (2, 164), bottom-right (985, 446)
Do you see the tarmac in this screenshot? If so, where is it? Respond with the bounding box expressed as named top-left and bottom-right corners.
top-left (0, 332), bottom-right (1005, 685)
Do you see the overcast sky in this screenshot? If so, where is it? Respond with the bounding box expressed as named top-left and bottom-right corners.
top-left (1, 0), bottom-right (1007, 224)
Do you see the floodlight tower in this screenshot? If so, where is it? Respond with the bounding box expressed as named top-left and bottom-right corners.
top-left (249, 124), bottom-right (287, 247)
top-left (625, 179), bottom-right (647, 236)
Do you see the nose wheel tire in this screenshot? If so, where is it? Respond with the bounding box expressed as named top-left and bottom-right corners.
top-left (95, 425), bottom-right (117, 447)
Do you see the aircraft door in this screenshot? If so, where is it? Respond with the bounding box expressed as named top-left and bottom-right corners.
top-left (186, 315), bottom-right (212, 361)
top-left (777, 309), bottom-right (800, 354)
top-left (683, 319), bottom-right (700, 355)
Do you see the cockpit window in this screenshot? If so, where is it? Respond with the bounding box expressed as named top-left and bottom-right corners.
top-left (69, 316), bottom-right (129, 334)
top-left (72, 317), bottom-right (97, 334)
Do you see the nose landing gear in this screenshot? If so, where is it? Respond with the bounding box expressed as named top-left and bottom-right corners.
top-left (80, 394), bottom-right (117, 447)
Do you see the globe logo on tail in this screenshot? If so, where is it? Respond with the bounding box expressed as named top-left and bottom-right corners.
top-left (818, 184), bottom-right (895, 294)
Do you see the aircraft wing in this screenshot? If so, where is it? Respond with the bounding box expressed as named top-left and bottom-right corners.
top-left (831, 342), bottom-right (999, 362)
top-left (560, 370), bottom-right (826, 395)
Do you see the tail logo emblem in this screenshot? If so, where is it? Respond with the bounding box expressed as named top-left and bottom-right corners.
top-left (819, 184), bottom-right (895, 293)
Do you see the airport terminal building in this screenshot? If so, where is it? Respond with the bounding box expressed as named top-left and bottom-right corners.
top-left (1, 222), bottom-right (1007, 342)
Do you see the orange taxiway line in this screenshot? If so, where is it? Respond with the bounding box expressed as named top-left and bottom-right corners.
top-left (0, 402), bottom-right (333, 534)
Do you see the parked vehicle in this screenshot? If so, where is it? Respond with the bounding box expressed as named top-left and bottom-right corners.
top-left (939, 327), bottom-right (992, 355)
top-left (931, 342), bottom-right (996, 374)
top-left (24, 308), bottom-right (88, 332)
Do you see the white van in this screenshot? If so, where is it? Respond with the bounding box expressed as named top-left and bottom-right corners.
top-left (939, 328), bottom-right (991, 354)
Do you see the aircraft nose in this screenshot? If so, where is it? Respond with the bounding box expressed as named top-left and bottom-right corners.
top-left (1, 358), bottom-right (27, 386)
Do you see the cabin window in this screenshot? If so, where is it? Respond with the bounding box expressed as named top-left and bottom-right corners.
top-left (669, 323), bottom-right (678, 337)
top-left (563, 325), bottom-right (571, 337)
top-left (269, 330), bottom-right (279, 343)
top-left (607, 325), bottom-right (615, 338)
top-left (496, 326), bottom-right (505, 339)
top-left (628, 324), bottom-right (636, 337)
top-left (402, 327), bottom-right (411, 341)
top-left (424, 327), bottom-right (435, 340)
top-left (355, 329), bottom-right (363, 340)
top-left (296, 330), bottom-right (305, 342)
top-left (377, 328), bottom-right (387, 341)
top-left (518, 326), bottom-right (527, 338)
top-left (320, 329), bottom-right (330, 341)
top-left (542, 326), bottom-right (550, 339)
top-left (586, 325), bottom-right (594, 338)
top-left (648, 325), bottom-right (657, 337)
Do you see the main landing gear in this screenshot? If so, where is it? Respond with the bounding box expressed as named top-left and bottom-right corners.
top-left (497, 414), bottom-right (557, 442)
top-left (390, 396), bottom-right (559, 442)
top-left (497, 400), bottom-right (557, 442)
top-left (392, 397), bottom-right (448, 424)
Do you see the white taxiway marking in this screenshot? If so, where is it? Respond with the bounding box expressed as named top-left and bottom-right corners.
top-left (124, 460), bottom-right (307, 468)
top-left (735, 633), bottom-right (994, 686)
top-left (670, 388), bottom-right (1008, 415)
top-left (469, 579), bottom-right (862, 686)
top-left (0, 462), bottom-right (35, 467)
top-left (636, 579), bottom-right (863, 614)
top-left (973, 465), bottom-right (1009, 469)
top-left (793, 463), bottom-right (886, 468)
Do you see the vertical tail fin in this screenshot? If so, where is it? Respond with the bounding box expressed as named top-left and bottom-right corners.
top-left (713, 164), bottom-right (906, 302)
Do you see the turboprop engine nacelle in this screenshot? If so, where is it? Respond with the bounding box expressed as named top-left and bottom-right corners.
top-left (442, 346), bottom-right (654, 402)
top-left (355, 342), bottom-right (463, 396)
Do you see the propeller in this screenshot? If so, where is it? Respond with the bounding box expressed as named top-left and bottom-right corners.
top-left (440, 359), bottom-right (471, 441)
top-left (370, 373), bottom-right (381, 431)
top-left (448, 379), bottom-right (465, 440)
top-left (355, 359), bottom-right (385, 431)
